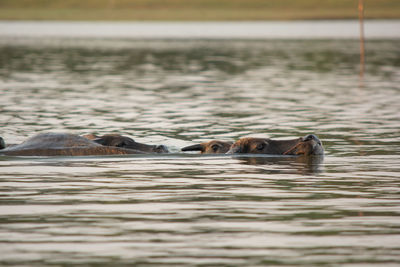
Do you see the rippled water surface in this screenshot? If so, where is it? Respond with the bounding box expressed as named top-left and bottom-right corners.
top-left (0, 23), bottom-right (400, 266)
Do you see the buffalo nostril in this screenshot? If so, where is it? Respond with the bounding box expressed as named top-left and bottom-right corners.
top-left (226, 146), bottom-right (240, 154)
top-left (155, 145), bottom-right (169, 153)
top-left (304, 134), bottom-right (320, 142)
top-left (304, 135), bottom-right (313, 141)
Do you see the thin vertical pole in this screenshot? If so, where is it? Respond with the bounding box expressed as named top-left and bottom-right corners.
top-left (358, 0), bottom-right (365, 78)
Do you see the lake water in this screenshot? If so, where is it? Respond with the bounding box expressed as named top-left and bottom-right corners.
top-left (0, 21), bottom-right (400, 266)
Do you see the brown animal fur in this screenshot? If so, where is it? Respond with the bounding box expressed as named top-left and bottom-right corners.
top-left (227, 134), bottom-right (324, 156)
top-left (83, 133), bottom-right (168, 153)
top-left (283, 135), bottom-right (324, 156)
top-left (181, 140), bottom-right (233, 154)
top-left (0, 133), bottom-right (167, 156)
top-left (1, 146), bottom-right (142, 156)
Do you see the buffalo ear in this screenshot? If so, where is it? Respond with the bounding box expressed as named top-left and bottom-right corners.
top-left (82, 133), bottom-right (98, 140)
top-left (181, 144), bottom-right (204, 152)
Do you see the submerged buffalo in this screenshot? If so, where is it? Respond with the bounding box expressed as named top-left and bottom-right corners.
top-left (181, 140), bottom-right (233, 154)
top-left (83, 133), bottom-right (168, 153)
top-left (227, 134), bottom-right (324, 156)
top-left (0, 132), bottom-right (168, 156)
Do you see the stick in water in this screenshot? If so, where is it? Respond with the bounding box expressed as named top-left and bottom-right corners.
top-left (358, 0), bottom-right (365, 79)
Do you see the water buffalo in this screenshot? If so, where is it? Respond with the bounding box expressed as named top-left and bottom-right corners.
top-left (227, 134), bottom-right (324, 156)
top-left (181, 140), bottom-right (233, 154)
top-left (83, 133), bottom-right (168, 153)
top-left (0, 132), bottom-right (168, 156)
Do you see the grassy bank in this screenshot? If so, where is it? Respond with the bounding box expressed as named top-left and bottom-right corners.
top-left (0, 0), bottom-right (399, 21)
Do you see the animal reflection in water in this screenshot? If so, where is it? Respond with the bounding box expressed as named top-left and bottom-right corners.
top-left (237, 155), bottom-right (324, 175)
top-left (0, 133), bottom-right (168, 156)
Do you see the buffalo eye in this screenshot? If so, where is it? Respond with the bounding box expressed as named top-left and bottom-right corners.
top-left (116, 141), bottom-right (127, 147)
top-left (117, 137), bottom-right (135, 147)
top-left (256, 143), bottom-right (265, 151)
top-left (211, 144), bottom-right (220, 152)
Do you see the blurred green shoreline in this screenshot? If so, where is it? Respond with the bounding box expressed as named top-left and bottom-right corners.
top-left (1, 0), bottom-right (399, 21)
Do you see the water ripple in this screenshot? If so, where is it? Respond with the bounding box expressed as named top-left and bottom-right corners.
top-left (0, 36), bottom-right (399, 265)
